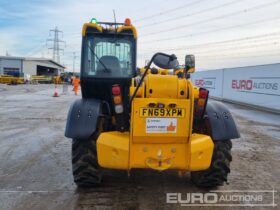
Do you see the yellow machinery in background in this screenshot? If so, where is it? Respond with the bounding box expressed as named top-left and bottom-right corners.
top-left (0, 74), bottom-right (65, 85)
top-left (65, 18), bottom-right (240, 188)
top-left (0, 75), bottom-right (24, 84)
top-left (53, 75), bottom-right (64, 84)
top-left (30, 75), bottom-right (53, 84)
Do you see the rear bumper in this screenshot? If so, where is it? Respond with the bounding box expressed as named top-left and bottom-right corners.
top-left (97, 132), bottom-right (214, 171)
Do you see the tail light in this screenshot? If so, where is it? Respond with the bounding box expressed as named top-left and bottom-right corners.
top-left (115, 104), bottom-right (124, 114)
top-left (112, 84), bottom-right (124, 114)
top-left (199, 89), bottom-right (208, 98)
top-left (113, 95), bottom-right (122, 104)
top-left (112, 85), bottom-right (121, 95)
top-left (198, 98), bottom-right (205, 107)
top-left (194, 88), bottom-right (209, 121)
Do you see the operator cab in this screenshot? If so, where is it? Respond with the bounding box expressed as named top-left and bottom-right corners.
top-left (80, 18), bottom-right (137, 102)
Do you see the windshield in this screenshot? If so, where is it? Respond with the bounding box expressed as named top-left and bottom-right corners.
top-left (83, 35), bottom-right (135, 78)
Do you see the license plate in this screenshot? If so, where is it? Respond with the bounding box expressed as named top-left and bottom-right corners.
top-left (139, 108), bottom-right (185, 118)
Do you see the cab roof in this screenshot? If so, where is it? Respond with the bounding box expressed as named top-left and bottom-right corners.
top-left (82, 19), bottom-right (137, 39)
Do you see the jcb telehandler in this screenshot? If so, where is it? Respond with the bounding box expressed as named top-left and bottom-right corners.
top-left (65, 18), bottom-right (240, 188)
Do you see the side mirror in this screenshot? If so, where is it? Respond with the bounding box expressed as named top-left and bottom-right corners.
top-left (185, 55), bottom-right (195, 73)
top-left (130, 52), bottom-right (178, 106)
top-left (153, 53), bottom-right (179, 69)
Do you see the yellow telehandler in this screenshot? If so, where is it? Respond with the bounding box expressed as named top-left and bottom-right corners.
top-left (65, 18), bottom-right (239, 188)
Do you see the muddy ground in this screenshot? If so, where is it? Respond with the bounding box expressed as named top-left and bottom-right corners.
top-left (0, 84), bottom-right (279, 210)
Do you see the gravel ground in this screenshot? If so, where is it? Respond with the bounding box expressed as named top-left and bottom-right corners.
top-left (0, 84), bottom-right (279, 210)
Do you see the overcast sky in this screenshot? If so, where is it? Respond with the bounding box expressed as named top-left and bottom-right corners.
top-left (0, 0), bottom-right (280, 71)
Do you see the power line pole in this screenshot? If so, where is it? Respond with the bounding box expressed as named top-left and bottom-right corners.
top-left (47, 26), bottom-right (65, 63)
top-left (72, 52), bottom-right (78, 74)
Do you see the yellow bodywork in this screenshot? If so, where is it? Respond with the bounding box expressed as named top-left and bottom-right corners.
top-left (97, 131), bottom-right (213, 171)
top-left (97, 74), bottom-right (214, 172)
top-left (82, 23), bottom-right (137, 39)
top-left (97, 132), bottom-right (129, 169)
top-left (117, 25), bottom-right (138, 39)
top-left (139, 68), bottom-right (169, 75)
top-left (188, 67), bottom-right (195, 73)
top-left (82, 23), bottom-right (103, 36)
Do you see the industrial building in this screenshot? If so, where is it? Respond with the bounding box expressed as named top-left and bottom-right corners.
top-left (0, 56), bottom-right (65, 76)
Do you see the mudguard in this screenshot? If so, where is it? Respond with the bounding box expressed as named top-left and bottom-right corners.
top-left (206, 101), bottom-right (240, 141)
top-left (65, 98), bottom-right (103, 139)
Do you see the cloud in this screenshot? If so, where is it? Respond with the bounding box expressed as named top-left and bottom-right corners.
top-left (1, 0), bottom-right (280, 71)
top-left (0, 32), bottom-right (21, 55)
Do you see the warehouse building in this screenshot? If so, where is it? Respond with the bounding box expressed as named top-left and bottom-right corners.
top-left (0, 56), bottom-right (65, 76)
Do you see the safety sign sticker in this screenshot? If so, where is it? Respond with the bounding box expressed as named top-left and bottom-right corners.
top-left (146, 118), bottom-right (177, 133)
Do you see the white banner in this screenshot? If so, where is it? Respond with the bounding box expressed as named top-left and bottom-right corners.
top-left (191, 64), bottom-right (280, 111)
top-left (191, 69), bottom-right (223, 98)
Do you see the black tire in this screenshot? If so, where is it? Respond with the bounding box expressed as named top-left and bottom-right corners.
top-left (191, 140), bottom-right (232, 188)
top-left (72, 135), bottom-right (102, 187)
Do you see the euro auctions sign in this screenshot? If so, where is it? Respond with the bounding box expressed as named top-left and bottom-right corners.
top-left (222, 64), bottom-right (280, 110)
top-left (231, 78), bottom-right (279, 96)
top-left (191, 64), bottom-right (280, 110)
top-left (195, 78), bottom-right (216, 89)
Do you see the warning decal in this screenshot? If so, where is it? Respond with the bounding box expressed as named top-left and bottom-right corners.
top-left (146, 118), bottom-right (177, 133)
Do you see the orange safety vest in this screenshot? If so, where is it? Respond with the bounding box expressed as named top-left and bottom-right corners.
top-left (72, 78), bottom-right (80, 87)
top-left (73, 78), bottom-right (80, 94)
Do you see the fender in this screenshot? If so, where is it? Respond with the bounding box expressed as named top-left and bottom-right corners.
top-left (65, 98), bottom-right (103, 139)
top-left (206, 101), bottom-right (240, 141)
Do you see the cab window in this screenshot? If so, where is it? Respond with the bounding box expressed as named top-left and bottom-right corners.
top-left (84, 36), bottom-right (134, 78)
